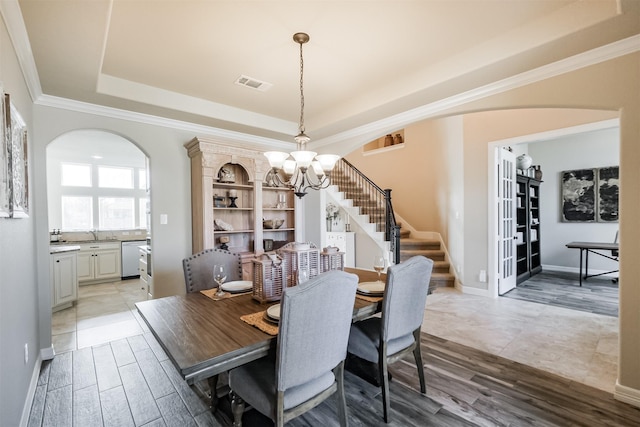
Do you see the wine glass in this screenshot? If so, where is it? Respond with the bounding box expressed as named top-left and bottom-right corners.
top-left (373, 255), bottom-right (386, 283)
top-left (213, 264), bottom-right (227, 297)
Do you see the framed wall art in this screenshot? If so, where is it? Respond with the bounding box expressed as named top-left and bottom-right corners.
top-left (0, 87), bottom-right (9, 218)
top-left (597, 166), bottom-right (619, 222)
top-left (8, 96), bottom-right (28, 218)
top-left (561, 168), bottom-right (596, 222)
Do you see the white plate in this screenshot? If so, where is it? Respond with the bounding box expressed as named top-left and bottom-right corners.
top-left (357, 281), bottom-right (385, 295)
top-left (266, 304), bottom-right (281, 321)
top-left (221, 280), bottom-right (253, 293)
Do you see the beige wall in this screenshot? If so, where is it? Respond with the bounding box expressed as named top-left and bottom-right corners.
top-left (447, 53), bottom-right (640, 397)
top-left (346, 52), bottom-right (640, 397)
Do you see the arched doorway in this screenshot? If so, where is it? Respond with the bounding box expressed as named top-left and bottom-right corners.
top-left (46, 129), bottom-right (151, 351)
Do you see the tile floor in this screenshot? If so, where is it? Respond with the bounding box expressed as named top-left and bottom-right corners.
top-left (52, 278), bottom-right (618, 395)
top-left (51, 279), bottom-right (150, 353)
top-left (423, 287), bottom-right (618, 393)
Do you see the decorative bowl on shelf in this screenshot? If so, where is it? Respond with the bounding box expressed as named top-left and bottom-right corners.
top-left (263, 219), bottom-right (284, 229)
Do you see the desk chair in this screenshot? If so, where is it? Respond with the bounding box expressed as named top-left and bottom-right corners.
top-left (228, 270), bottom-right (358, 427)
top-left (182, 248), bottom-right (242, 293)
top-left (347, 255), bottom-right (434, 423)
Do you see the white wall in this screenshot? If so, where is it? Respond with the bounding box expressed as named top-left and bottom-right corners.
top-left (529, 127), bottom-right (619, 273)
top-left (0, 16), bottom-right (38, 426)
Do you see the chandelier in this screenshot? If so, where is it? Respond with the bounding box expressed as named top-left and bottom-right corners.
top-left (264, 32), bottom-right (340, 199)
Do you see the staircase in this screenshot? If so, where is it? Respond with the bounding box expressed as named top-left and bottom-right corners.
top-left (399, 229), bottom-right (456, 289)
top-left (329, 159), bottom-right (456, 289)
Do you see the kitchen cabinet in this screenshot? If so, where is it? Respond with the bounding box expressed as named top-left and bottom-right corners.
top-left (139, 246), bottom-right (152, 299)
top-left (516, 175), bottom-right (542, 284)
top-left (77, 242), bottom-right (122, 284)
top-left (51, 251), bottom-right (78, 311)
top-left (185, 137), bottom-right (300, 280)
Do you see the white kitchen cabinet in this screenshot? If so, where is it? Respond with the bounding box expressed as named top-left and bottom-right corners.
top-left (325, 232), bottom-right (355, 267)
top-left (77, 242), bottom-right (122, 284)
top-left (138, 247), bottom-right (152, 299)
top-left (51, 251), bottom-right (78, 311)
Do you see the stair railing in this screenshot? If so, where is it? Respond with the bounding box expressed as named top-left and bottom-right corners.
top-left (332, 158), bottom-right (401, 264)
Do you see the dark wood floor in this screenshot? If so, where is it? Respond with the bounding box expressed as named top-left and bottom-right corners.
top-left (502, 270), bottom-right (618, 317)
top-left (29, 331), bottom-right (640, 426)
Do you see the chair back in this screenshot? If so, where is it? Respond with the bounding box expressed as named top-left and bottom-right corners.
top-left (182, 248), bottom-right (242, 293)
top-left (381, 256), bottom-right (434, 342)
top-left (276, 270), bottom-right (358, 392)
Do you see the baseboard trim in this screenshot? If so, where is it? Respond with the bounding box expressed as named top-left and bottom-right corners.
top-left (40, 345), bottom-right (55, 361)
top-left (614, 381), bottom-right (640, 408)
top-left (542, 264), bottom-right (618, 278)
top-left (460, 284), bottom-right (491, 297)
top-left (20, 354), bottom-right (43, 427)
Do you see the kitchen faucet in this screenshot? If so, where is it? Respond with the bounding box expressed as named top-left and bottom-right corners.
top-left (90, 229), bottom-right (98, 240)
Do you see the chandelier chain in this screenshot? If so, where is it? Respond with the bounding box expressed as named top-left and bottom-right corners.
top-left (299, 40), bottom-right (305, 135)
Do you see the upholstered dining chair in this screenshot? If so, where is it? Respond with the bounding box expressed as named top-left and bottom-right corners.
top-left (182, 248), bottom-right (243, 293)
top-left (347, 255), bottom-right (434, 423)
top-left (228, 270), bottom-right (359, 427)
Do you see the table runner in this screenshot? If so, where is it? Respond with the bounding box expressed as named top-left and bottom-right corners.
top-left (200, 288), bottom-right (251, 301)
top-left (240, 311), bottom-right (279, 336)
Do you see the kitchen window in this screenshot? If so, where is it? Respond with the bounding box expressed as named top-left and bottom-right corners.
top-left (58, 162), bottom-right (146, 230)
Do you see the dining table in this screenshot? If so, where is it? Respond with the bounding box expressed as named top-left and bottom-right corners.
top-left (135, 267), bottom-right (385, 409)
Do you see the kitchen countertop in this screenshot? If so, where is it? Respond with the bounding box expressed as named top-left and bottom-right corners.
top-left (49, 245), bottom-right (81, 254)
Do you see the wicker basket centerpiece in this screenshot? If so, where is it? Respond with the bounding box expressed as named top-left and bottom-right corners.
top-left (320, 246), bottom-right (345, 272)
top-left (252, 254), bottom-right (287, 303)
top-left (276, 242), bottom-right (321, 287)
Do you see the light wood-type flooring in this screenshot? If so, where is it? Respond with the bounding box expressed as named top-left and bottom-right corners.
top-left (30, 275), bottom-right (633, 426)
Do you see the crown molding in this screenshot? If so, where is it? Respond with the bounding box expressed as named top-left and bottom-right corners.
top-left (35, 94), bottom-right (292, 151)
top-left (312, 34), bottom-right (640, 150)
top-left (3, 0), bottom-right (638, 150)
top-left (0, 0), bottom-right (43, 101)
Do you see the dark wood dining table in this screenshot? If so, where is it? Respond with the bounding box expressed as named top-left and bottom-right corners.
top-left (135, 267), bottom-right (384, 408)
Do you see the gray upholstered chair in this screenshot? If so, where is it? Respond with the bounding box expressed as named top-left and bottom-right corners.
top-left (228, 270), bottom-right (358, 427)
top-left (182, 248), bottom-right (243, 293)
top-left (347, 255), bottom-right (434, 423)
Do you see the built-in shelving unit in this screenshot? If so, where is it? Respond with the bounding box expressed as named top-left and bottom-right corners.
top-left (516, 175), bottom-right (542, 284)
top-left (185, 137), bottom-right (299, 279)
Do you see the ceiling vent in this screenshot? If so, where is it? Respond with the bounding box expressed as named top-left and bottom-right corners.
top-left (234, 75), bottom-right (273, 92)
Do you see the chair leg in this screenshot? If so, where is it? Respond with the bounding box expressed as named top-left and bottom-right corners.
top-left (207, 375), bottom-right (220, 412)
top-left (413, 329), bottom-right (426, 394)
top-left (334, 362), bottom-right (348, 427)
top-left (379, 344), bottom-right (391, 423)
top-left (229, 390), bottom-right (244, 427)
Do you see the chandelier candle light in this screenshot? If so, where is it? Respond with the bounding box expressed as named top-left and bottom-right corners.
top-left (264, 33), bottom-right (340, 198)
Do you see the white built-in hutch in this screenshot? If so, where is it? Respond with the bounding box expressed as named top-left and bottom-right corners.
top-left (185, 138), bottom-right (300, 279)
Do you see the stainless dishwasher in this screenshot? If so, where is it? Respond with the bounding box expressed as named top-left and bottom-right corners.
top-left (121, 240), bottom-right (146, 279)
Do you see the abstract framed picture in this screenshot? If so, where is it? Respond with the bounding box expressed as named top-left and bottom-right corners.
top-left (8, 98), bottom-right (28, 218)
top-left (597, 166), bottom-right (619, 222)
top-left (0, 89), bottom-right (9, 218)
top-left (561, 168), bottom-right (596, 222)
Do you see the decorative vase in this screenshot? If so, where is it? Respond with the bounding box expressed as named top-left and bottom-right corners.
top-left (384, 134), bottom-right (393, 147)
top-left (516, 154), bottom-right (533, 171)
top-left (534, 165), bottom-right (543, 180)
top-left (326, 218), bottom-right (332, 232)
top-left (394, 133), bottom-right (403, 145)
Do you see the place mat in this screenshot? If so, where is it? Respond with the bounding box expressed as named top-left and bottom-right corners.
top-left (355, 293), bottom-right (383, 303)
top-left (200, 288), bottom-right (251, 301)
top-left (240, 311), bottom-right (279, 336)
